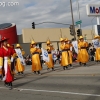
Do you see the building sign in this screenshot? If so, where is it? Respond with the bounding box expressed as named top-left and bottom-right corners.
top-left (86, 4), bottom-right (100, 16)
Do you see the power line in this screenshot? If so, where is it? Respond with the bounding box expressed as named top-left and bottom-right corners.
top-left (35, 22), bottom-right (71, 25)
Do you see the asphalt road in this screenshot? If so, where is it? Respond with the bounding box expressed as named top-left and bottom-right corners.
top-left (0, 62), bottom-right (100, 100)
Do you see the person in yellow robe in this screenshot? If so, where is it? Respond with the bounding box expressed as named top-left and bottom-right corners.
top-left (30, 40), bottom-right (42, 75)
top-left (93, 36), bottom-right (100, 62)
top-left (15, 44), bottom-right (25, 75)
top-left (45, 40), bottom-right (55, 71)
top-left (77, 36), bottom-right (89, 66)
top-left (65, 38), bottom-right (73, 67)
top-left (60, 38), bottom-right (69, 70)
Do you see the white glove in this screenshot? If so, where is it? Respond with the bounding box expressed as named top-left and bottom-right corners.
top-left (0, 66), bottom-right (2, 69)
top-left (11, 57), bottom-right (13, 62)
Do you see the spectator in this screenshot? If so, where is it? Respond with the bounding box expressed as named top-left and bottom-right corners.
top-left (25, 54), bottom-right (32, 65)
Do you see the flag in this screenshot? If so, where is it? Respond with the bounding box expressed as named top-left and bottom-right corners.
top-left (72, 41), bottom-right (78, 54)
top-left (52, 50), bottom-right (57, 60)
top-left (41, 48), bottom-right (49, 62)
top-left (92, 39), bottom-right (100, 48)
top-left (15, 49), bottom-right (26, 65)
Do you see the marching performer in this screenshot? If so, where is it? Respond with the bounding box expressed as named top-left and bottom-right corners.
top-left (65, 38), bottom-right (73, 67)
top-left (93, 36), bottom-right (100, 62)
top-left (30, 40), bottom-right (42, 75)
top-left (0, 36), bottom-right (16, 90)
top-left (7, 44), bottom-right (16, 79)
top-left (15, 44), bottom-right (25, 75)
top-left (60, 38), bottom-right (69, 70)
top-left (45, 40), bottom-right (55, 71)
top-left (77, 36), bottom-right (89, 66)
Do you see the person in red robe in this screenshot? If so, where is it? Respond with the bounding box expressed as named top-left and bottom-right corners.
top-left (0, 37), bottom-right (15, 90)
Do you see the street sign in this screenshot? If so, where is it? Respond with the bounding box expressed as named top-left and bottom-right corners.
top-left (75, 20), bottom-right (82, 25)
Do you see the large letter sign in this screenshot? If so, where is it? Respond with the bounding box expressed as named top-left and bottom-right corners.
top-left (86, 4), bottom-right (100, 16)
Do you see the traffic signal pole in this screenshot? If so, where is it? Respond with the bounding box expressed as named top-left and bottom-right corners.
top-left (70, 0), bottom-right (76, 40)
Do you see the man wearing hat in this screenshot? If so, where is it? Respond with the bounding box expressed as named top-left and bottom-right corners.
top-left (15, 44), bottom-right (25, 75)
top-left (30, 40), bottom-right (42, 75)
top-left (0, 36), bottom-right (16, 90)
top-left (77, 36), bottom-right (89, 66)
top-left (60, 38), bottom-right (69, 70)
top-left (65, 38), bottom-right (73, 68)
top-left (45, 39), bottom-right (55, 71)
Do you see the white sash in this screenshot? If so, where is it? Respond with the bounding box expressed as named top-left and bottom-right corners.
top-left (3, 57), bottom-right (8, 81)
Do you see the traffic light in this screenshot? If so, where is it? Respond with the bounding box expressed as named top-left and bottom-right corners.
top-left (77, 29), bottom-right (82, 37)
top-left (32, 22), bottom-right (35, 29)
top-left (69, 25), bottom-right (74, 35)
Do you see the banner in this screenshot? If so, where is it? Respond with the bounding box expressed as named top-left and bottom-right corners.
top-left (15, 49), bottom-right (26, 65)
top-left (72, 41), bottom-right (78, 54)
top-left (92, 39), bottom-right (100, 48)
top-left (41, 48), bottom-right (49, 62)
top-left (52, 50), bottom-right (57, 60)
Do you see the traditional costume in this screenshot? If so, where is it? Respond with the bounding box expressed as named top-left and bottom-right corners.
top-left (45, 40), bottom-right (55, 71)
top-left (30, 40), bottom-right (42, 75)
top-left (60, 38), bottom-right (69, 70)
top-left (94, 36), bottom-right (100, 62)
top-left (65, 38), bottom-right (73, 67)
top-left (77, 36), bottom-right (89, 66)
top-left (15, 44), bottom-right (25, 75)
top-left (0, 37), bottom-right (16, 89)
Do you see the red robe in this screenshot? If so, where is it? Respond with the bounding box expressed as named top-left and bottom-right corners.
top-left (0, 46), bottom-right (15, 82)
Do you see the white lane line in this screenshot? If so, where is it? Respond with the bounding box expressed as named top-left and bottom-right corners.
top-left (0, 86), bottom-right (100, 97)
top-left (14, 88), bottom-right (100, 97)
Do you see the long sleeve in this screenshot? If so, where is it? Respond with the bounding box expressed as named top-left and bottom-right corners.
top-left (60, 44), bottom-right (65, 50)
top-left (30, 48), bottom-right (37, 54)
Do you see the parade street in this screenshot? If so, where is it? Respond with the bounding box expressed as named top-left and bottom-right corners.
top-left (0, 62), bottom-right (100, 100)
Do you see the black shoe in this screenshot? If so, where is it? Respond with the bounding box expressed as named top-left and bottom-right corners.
top-left (66, 66), bottom-right (68, 69)
top-left (47, 68), bottom-right (50, 70)
top-left (84, 63), bottom-right (87, 67)
top-left (52, 68), bottom-right (55, 71)
top-left (0, 75), bottom-right (2, 80)
top-left (17, 72), bottom-right (20, 75)
top-left (33, 71), bottom-right (36, 74)
top-left (63, 66), bottom-right (65, 70)
top-left (9, 86), bottom-right (12, 90)
top-left (79, 62), bottom-right (82, 66)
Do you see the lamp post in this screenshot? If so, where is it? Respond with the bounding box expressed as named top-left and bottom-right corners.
top-left (70, 0), bottom-right (76, 40)
top-left (76, 0), bottom-right (81, 29)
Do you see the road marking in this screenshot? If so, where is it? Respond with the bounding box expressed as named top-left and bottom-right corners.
top-left (0, 86), bottom-right (100, 97)
top-left (14, 88), bottom-right (100, 97)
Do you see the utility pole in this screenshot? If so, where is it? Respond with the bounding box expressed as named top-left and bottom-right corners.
top-left (70, 0), bottom-right (76, 40)
top-left (76, 0), bottom-right (81, 29)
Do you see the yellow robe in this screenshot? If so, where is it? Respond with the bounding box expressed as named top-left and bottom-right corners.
top-left (16, 50), bottom-right (25, 72)
top-left (60, 44), bottom-right (69, 66)
top-left (77, 41), bottom-right (89, 63)
top-left (30, 47), bottom-right (42, 72)
top-left (66, 44), bottom-right (73, 65)
top-left (95, 47), bottom-right (100, 61)
top-left (46, 46), bottom-right (54, 68)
